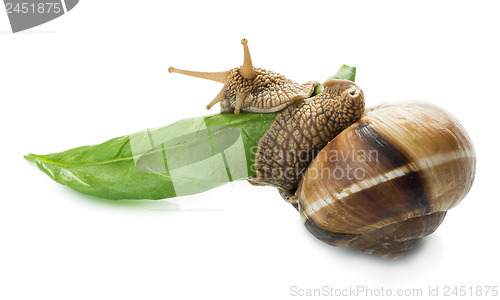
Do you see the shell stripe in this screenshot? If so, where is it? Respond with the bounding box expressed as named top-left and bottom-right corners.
top-left (356, 122), bottom-right (411, 168)
top-left (353, 123), bottom-right (431, 217)
top-left (301, 131), bottom-right (474, 223)
top-left (301, 122), bottom-right (430, 221)
top-left (301, 162), bottom-right (418, 220)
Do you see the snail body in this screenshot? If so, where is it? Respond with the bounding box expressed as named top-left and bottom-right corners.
top-left (297, 102), bottom-right (476, 259)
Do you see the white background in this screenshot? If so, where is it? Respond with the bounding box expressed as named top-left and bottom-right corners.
top-left (1, 1), bottom-right (499, 299)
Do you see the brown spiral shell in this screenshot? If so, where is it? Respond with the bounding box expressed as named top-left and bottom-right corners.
top-left (298, 102), bottom-right (476, 259)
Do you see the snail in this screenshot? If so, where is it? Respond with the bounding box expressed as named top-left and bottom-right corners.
top-left (168, 39), bottom-right (319, 114)
top-left (169, 40), bottom-right (476, 259)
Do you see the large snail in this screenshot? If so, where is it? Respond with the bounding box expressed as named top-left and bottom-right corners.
top-left (169, 40), bottom-right (476, 259)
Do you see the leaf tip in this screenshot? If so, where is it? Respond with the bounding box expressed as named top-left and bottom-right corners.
top-left (314, 85), bottom-right (324, 95)
top-left (24, 154), bottom-right (38, 163)
top-left (314, 64), bottom-right (357, 95)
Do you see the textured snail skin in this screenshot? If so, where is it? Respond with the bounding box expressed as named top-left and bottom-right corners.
top-left (252, 79), bottom-right (365, 191)
top-left (298, 102), bottom-right (476, 259)
top-left (220, 67), bottom-right (319, 113)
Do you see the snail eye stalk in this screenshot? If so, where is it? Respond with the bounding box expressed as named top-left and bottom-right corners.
top-left (239, 39), bottom-right (256, 80)
top-left (167, 67), bottom-right (229, 84)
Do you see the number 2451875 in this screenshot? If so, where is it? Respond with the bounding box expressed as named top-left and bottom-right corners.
top-left (5, 2), bottom-right (62, 14)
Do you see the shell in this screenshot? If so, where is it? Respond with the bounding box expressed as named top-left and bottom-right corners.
top-left (298, 102), bottom-right (476, 259)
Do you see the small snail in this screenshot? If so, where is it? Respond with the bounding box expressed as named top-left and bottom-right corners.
top-left (170, 40), bottom-right (476, 259)
top-left (168, 39), bottom-right (319, 114)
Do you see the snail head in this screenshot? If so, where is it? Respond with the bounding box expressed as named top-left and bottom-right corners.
top-left (168, 39), bottom-right (318, 114)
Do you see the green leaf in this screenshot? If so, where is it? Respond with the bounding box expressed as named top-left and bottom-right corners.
top-left (26, 64), bottom-right (357, 200)
top-left (314, 64), bottom-right (356, 95)
top-left (26, 113), bottom-right (277, 200)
